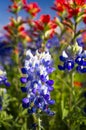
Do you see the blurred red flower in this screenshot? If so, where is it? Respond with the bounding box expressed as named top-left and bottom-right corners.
top-left (40, 15), bottom-right (50, 24)
top-left (23, 2), bottom-right (41, 17)
top-left (83, 10), bottom-right (86, 24)
top-left (3, 17), bottom-right (31, 42)
top-left (52, 0), bottom-right (86, 18)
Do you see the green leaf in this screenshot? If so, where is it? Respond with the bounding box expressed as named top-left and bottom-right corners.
top-left (62, 109), bottom-right (68, 120)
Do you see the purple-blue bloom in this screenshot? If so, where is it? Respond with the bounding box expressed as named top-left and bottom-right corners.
top-left (0, 35), bottom-right (12, 65)
top-left (75, 51), bottom-right (86, 73)
top-left (58, 49), bottom-right (76, 71)
top-left (77, 37), bottom-right (86, 49)
top-left (58, 43), bottom-right (86, 73)
top-left (20, 49), bottom-right (55, 115)
top-left (0, 65), bottom-right (10, 87)
top-left (46, 35), bottom-right (59, 49)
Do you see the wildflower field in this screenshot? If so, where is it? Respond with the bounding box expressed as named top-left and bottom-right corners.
top-left (0, 0), bottom-right (86, 130)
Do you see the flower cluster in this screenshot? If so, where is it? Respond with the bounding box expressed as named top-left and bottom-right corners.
top-left (0, 66), bottom-right (10, 87)
top-left (58, 43), bottom-right (86, 73)
top-left (22, 0), bottom-right (41, 17)
top-left (51, 0), bottom-right (86, 20)
top-left (20, 49), bottom-right (55, 115)
top-left (32, 15), bottom-right (57, 39)
top-left (76, 50), bottom-right (86, 73)
top-left (4, 17), bottom-right (31, 43)
top-left (8, 1), bottom-right (22, 14)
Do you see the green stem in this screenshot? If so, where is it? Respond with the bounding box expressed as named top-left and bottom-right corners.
top-left (68, 72), bottom-right (75, 130)
top-left (69, 73), bottom-right (74, 109)
top-left (38, 117), bottom-right (41, 130)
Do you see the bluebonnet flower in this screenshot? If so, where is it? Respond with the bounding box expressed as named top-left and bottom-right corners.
top-left (36, 37), bottom-right (42, 49)
top-left (26, 37), bottom-right (43, 57)
top-left (75, 36), bottom-right (86, 73)
top-left (58, 42), bottom-right (83, 72)
top-left (77, 36), bottom-right (86, 49)
top-left (46, 35), bottom-right (59, 49)
top-left (58, 50), bottom-right (75, 71)
top-left (75, 50), bottom-right (86, 73)
top-left (0, 65), bottom-right (10, 87)
top-left (20, 49), bottom-right (55, 115)
top-left (0, 35), bottom-right (12, 65)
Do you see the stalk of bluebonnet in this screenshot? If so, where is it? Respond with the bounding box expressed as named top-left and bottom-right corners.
top-left (0, 65), bottom-right (10, 87)
top-left (20, 49), bottom-right (55, 116)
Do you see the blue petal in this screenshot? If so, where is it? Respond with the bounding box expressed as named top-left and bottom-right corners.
top-left (20, 77), bottom-right (27, 84)
top-left (21, 87), bottom-right (27, 92)
top-left (22, 98), bottom-right (29, 108)
top-left (46, 80), bottom-right (54, 86)
top-left (4, 81), bottom-right (11, 87)
top-left (21, 68), bottom-right (27, 74)
top-left (65, 60), bottom-right (74, 71)
top-left (48, 100), bottom-right (55, 105)
top-left (58, 65), bottom-right (65, 70)
top-left (77, 37), bottom-right (84, 47)
top-left (46, 67), bottom-right (55, 74)
top-left (48, 86), bottom-right (54, 91)
top-left (59, 55), bottom-right (66, 62)
top-left (40, 75), bottom-right (47, 82)
top-left (75, 57), bottom-right (84, 65)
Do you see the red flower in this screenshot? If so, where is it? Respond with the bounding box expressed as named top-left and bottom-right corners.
top-left (32, 15), bottom-right (50, 31)
top-left (19, 31), bottom-right (32, 42)
top-left (48, 18), bottom-right (57, 29)
top-left (83, 10), bottom-right (86, 24)
top-left (74, 81), bottom-right (83, 87)
top-left (8, 2), bottom-right (21, 13)
top-left (82, 32), bottom-right (86, 43)
top-left (52, 0), bottom-right (86, 17)
top-left (83, 17), bottom-right (86, 24)
top-left (34, 21), bottom-right (44, 31)
top-left (40, 15), bottom-right (50, 24)
top-left (23, 2), bottom-right (41, 17)
top-left (32, 15), bottom-right (51, 31)
top-left (75, 0), bottom-right (86, 6)
top-left (67, 7), bottom-right (81, 18)
top-left (51, 0), bottom-right (65, 12)
top-left (32, 16), bottom-right (57, 39)
top-left (22, 0), bottom-right (27, 5)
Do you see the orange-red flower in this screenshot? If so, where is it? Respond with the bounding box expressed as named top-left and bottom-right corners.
top-left (74, 81), bottom-right (83, 87)
top-left (8, 2), bottom-right (21, 13)
top-left (51, 0), bottom-right (66, 12)
top-left (40, 15), bottom-right (50, 24)
top-left (3, 17), bottom-right (31, 42)
top-left (75, 0), bottom-right (86, 6)
top-left (31, 15), bottom-right (57, 39)
top-left (33, 15), bottom-right (57, 31)
top-left (23, 2), bottom-right (41, 17)
top-left (52, 0), bottom-right (86, 18)
top-left (83, 10), bottom-right (86, 24)
top-left (22, 0), bottom-right (27, 5)
top-left (82, 32), bottom-right (86, 42)
top-left (67, 7), bottom-right (81, 18)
